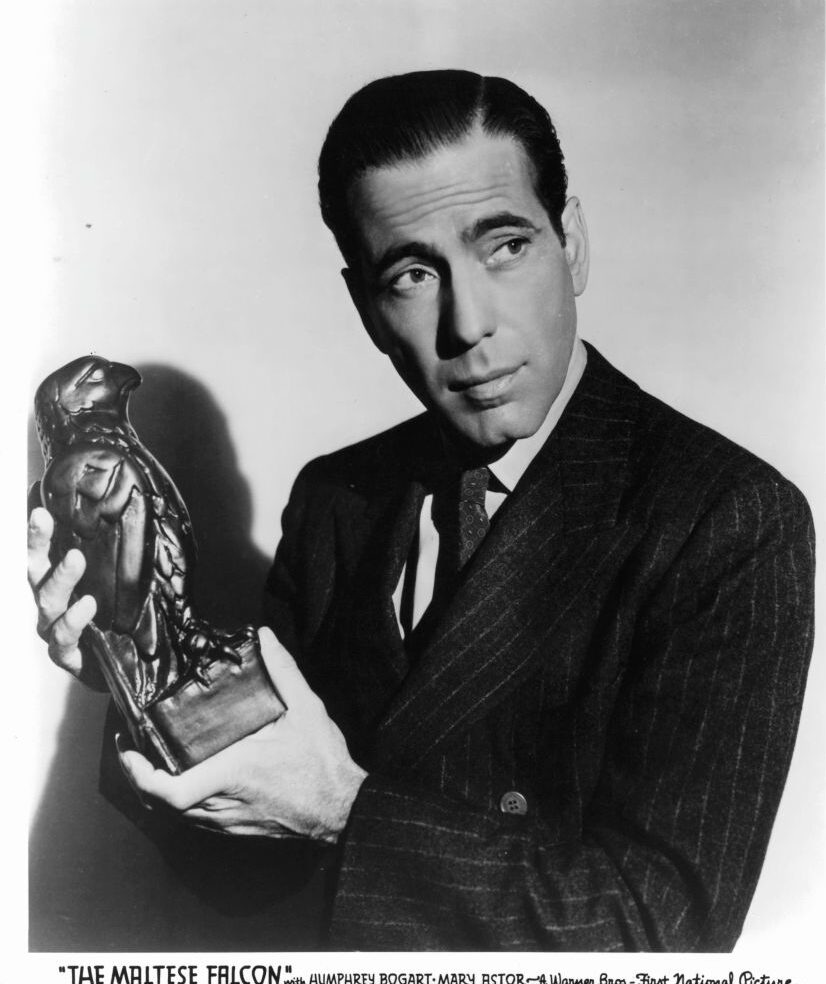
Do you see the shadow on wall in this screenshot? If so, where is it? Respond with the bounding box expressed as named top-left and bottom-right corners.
top-left (28, 363), bottom-right (329, 952)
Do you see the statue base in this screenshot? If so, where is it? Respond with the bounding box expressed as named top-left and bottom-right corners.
top-left (83, 623), bottom-right (286, 774)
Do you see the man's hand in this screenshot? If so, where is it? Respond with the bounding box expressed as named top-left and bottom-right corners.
top-left (118, 627), bottom-right (368, 843)
top-left (28, 506), bottom-right (104, 689)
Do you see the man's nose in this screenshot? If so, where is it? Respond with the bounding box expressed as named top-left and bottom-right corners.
top-left (439, 268), bottom-right (497, 354)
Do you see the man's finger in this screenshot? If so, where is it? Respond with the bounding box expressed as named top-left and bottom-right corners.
top-left (27, 507), bottom-right (54, 589)
top-left (119, 746), bottom-right (238, 812)
top-left (257, 626), bottom-right (317, 712)
top-left (36, 549), bottom-right (87, 635)
top-left (47, 594), bottom-right (97, 674)
top-left (182, 804), bottom-right (297, 838)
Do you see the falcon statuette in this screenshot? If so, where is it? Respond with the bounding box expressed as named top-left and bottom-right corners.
top-left (34, 355), bottom-right (285, 773)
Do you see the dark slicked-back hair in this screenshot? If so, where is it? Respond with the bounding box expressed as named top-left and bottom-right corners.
top-left (318, 69), bottom-right (568, 265)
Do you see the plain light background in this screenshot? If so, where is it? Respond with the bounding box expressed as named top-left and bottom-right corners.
top-left (14, 0), bottom-right (824, 965)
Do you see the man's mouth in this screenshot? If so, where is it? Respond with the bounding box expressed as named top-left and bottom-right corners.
top-left (450, 365), bottom-right (522, 405)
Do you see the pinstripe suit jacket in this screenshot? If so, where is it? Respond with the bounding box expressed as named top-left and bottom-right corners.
top-left (263, 344), bottom-right (815, 951)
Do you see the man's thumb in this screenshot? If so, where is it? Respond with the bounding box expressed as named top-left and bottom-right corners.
top-left (257, 626), bottom-right (312, 710)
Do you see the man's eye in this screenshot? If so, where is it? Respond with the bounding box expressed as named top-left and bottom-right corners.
top-left (390, 267), bottom-right (437, 292)
top-left (488, 237), bottom-right (529, 266)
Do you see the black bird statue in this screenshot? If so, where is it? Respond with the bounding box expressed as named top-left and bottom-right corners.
top-left (35, 355), bottom-right (285, 773)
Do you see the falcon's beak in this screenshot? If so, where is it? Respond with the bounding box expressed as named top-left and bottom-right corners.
top-left (111, 362), bottom-right (142, 395)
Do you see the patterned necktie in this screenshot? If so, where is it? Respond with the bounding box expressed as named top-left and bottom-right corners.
top-left (402, 465), bottom-right (490, 649)
top-left (455, 466), bottom-right (491, 569)
top-left (431, 465), bottom-right (490, 601)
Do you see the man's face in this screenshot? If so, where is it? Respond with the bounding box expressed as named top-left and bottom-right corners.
top-left (346, 125), bottom-right (589, 456)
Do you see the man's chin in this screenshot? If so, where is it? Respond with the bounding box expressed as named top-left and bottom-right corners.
top-left (438, 410), bottom-right (541, 462)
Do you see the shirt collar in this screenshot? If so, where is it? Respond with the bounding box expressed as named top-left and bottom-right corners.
top-left (487, 335), bottom-right (587, 494)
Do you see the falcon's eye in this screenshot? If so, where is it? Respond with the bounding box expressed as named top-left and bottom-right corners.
top-left (81, 368), bottom-right (105, 385)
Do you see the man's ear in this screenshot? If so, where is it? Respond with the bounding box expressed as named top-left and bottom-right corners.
top-left (341, 267), bottom-right (388, 353)
top-left (560, 197), bottom-right (589, 296)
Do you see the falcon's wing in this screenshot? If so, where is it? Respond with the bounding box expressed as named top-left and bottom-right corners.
top-left (131, 446), bottom-right (197, 590)
top-left (42, 443), bottom-right (157, 642)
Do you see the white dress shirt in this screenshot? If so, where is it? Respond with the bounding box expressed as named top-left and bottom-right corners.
top-left (393, 336), bottom-right (588, 633)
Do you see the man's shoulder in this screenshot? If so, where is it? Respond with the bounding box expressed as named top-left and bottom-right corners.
top-left (583, 344), bottom-right (811, 527)
top-left (292, 414), bottom-right (434, 498)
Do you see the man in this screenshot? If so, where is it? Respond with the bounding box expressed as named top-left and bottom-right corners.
top-left (29, 70), bottom-right (815, 950)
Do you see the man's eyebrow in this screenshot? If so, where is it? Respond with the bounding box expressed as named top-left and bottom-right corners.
top-left (462, 212), bottom-right (541, 242)
top-left (371, 240), bottom-right (440, 278)
top-left (368, 214), bottom-right (541, 278)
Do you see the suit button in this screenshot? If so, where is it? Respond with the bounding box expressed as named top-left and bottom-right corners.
top-left (499, 791), bottom-right (528, 815)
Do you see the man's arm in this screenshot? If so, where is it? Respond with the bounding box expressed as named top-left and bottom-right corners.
top-left (215, 462), bottom-right (816, 950)
top-left (328, 474), bottom-right (815, 950)
top-left (112, 465), bottom-right (815, 951)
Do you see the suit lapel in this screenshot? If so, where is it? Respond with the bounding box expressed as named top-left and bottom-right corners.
top-left (345, 477), bottom-right (424, 687)
top-left (323, 417), bottom-right (437, 744)
top-left (368, 345), bottom-right (642, 771)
